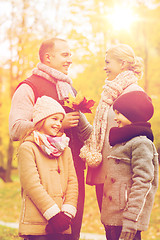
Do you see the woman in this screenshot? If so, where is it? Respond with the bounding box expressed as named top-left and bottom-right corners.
top-left (80, 44), bottom-right (144, 211)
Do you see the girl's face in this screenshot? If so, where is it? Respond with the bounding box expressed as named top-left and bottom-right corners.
top-left (40, 113), bottom-right (64, 137)
top-left (114, 110), bottom-right (132, 128)
top-left (104, 53), bottom-right (123, 81)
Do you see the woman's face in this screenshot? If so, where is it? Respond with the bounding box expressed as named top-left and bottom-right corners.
top-left (104, 53), bottom-right (123, 81)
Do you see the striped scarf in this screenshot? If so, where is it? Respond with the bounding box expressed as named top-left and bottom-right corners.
top-left (33, 131), bottom-right (70, 157)
top-left (79, 71), bottom-right (138, 168)
top-left (32, 62), bottom-right (75, 100)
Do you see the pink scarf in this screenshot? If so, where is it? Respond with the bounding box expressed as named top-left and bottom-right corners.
top-left (32, 62), bottom-right (76, 100)
top-left (33, 131), bottom-right (70, 157)
top-left (79, 71), bottom-right (138, 168)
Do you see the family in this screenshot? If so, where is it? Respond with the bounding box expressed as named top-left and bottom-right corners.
top-left (9, 38), bottom-right (159, 240)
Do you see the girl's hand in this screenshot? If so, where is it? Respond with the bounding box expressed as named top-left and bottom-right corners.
top-left (45, 212), bottom-right (71, 234)
top-left (62, 111), bottom-right (80, 129)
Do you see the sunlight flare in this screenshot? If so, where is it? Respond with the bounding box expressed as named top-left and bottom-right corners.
top-left (107, 5), bottom-right (139, 31)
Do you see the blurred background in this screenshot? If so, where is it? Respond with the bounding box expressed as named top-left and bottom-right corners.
top-left (0, 0), bottom-right (160, 239)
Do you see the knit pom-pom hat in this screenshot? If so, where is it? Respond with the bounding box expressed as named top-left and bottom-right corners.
top-left (33, 96), bottom-right (65, 125)
top-left (113, 91), bottom-right (154, 122)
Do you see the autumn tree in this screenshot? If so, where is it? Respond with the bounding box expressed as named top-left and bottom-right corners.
top-left (0, 0), bottom-right (160, 181)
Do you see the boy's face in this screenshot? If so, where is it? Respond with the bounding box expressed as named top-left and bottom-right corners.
top-left (114, 109), bottom-right (132, 128)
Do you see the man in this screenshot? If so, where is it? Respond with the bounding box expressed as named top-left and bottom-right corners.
top-left (9, 38), bottom-right (92, 240)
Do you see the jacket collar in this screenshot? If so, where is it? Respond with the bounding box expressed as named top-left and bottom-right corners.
top-left (109, 122), bottom-right (154, 146)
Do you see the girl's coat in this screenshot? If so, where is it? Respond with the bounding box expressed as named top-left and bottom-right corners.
top-left (18, 134), bottom-right (78, 236)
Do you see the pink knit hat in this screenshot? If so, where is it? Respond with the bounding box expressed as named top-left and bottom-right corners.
top-left (33, 96), bottom-right (65, 125)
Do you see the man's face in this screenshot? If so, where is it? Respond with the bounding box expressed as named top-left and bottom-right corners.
top-left (48, 41), bottom-right (72, 75)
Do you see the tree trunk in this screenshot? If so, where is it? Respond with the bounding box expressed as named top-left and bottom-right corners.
top-left (5, 139), bottom-right (14, 182)
top-left (0, 137), bottom-right (4, 167)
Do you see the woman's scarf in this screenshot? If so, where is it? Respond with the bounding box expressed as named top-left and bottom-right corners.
top-left (109, 122), bottom-right (153, 147)
top-left (33, 131), bottom-right (70, 157)
top-left (79, 70), bottom-right (138, 168)
top-left (32, 62), bottom-right (76, 100)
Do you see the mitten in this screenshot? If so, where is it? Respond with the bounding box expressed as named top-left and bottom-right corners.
top-left (119, 231), bottom-right (137, 240)
top-left (45, 212), bottom-right (71, 234)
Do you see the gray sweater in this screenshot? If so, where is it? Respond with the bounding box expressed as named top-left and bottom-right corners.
top-left (101, 136), bottom-right (159, 233)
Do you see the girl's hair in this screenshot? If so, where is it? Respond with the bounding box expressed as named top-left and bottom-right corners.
top-left (20, 119), bottom-right (45, 144)
top-left (106, 44), bottom-right (144, 79)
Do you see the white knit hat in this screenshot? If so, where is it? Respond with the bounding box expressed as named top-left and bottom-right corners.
top-left (33, 96), bottom-right (66, 125)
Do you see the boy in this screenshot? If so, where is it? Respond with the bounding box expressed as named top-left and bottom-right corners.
top-left (101, 91), bottom-right (159, 240)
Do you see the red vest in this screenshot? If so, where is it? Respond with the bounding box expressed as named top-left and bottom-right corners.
top-left (17, 74), bottom-right (59, 103)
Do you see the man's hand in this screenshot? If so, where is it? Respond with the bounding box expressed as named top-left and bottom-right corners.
top-left (62, 111), bottom-right (80, 129)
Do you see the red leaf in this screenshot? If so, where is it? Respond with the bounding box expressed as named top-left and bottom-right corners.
top-left (72, 97), bottom-right (95, 113)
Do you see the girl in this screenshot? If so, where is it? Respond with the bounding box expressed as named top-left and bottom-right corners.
top-left (80, 44), bottom-right (144, 211)
top-left (18, 96), bottom-right (78, 240)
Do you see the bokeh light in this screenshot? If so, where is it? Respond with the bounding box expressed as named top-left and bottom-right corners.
top-left (107, 5), bottom-right (139, 31)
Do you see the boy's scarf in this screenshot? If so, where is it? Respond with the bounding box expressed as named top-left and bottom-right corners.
top-left (32, 62), bottom-right (76, 100)
top-left (80, 71), bottom-right (138, 168)
top-left (109, 122), bottom-right (153, 146)
top-left (33, 131), bottom-right (70, 157)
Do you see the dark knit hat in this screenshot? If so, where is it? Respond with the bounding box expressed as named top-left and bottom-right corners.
top-left (113, 91), bottom-right (154, 122)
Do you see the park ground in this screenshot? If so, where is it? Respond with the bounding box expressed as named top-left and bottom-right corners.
top-left (0, 169), bottom-right (159, 240)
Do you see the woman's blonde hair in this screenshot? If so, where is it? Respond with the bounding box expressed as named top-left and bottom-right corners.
top-left (107, 44), bottom-right (144, 79)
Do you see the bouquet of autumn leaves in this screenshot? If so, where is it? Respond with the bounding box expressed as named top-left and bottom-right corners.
top-left (63, 93), bottom-right (95, 113)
